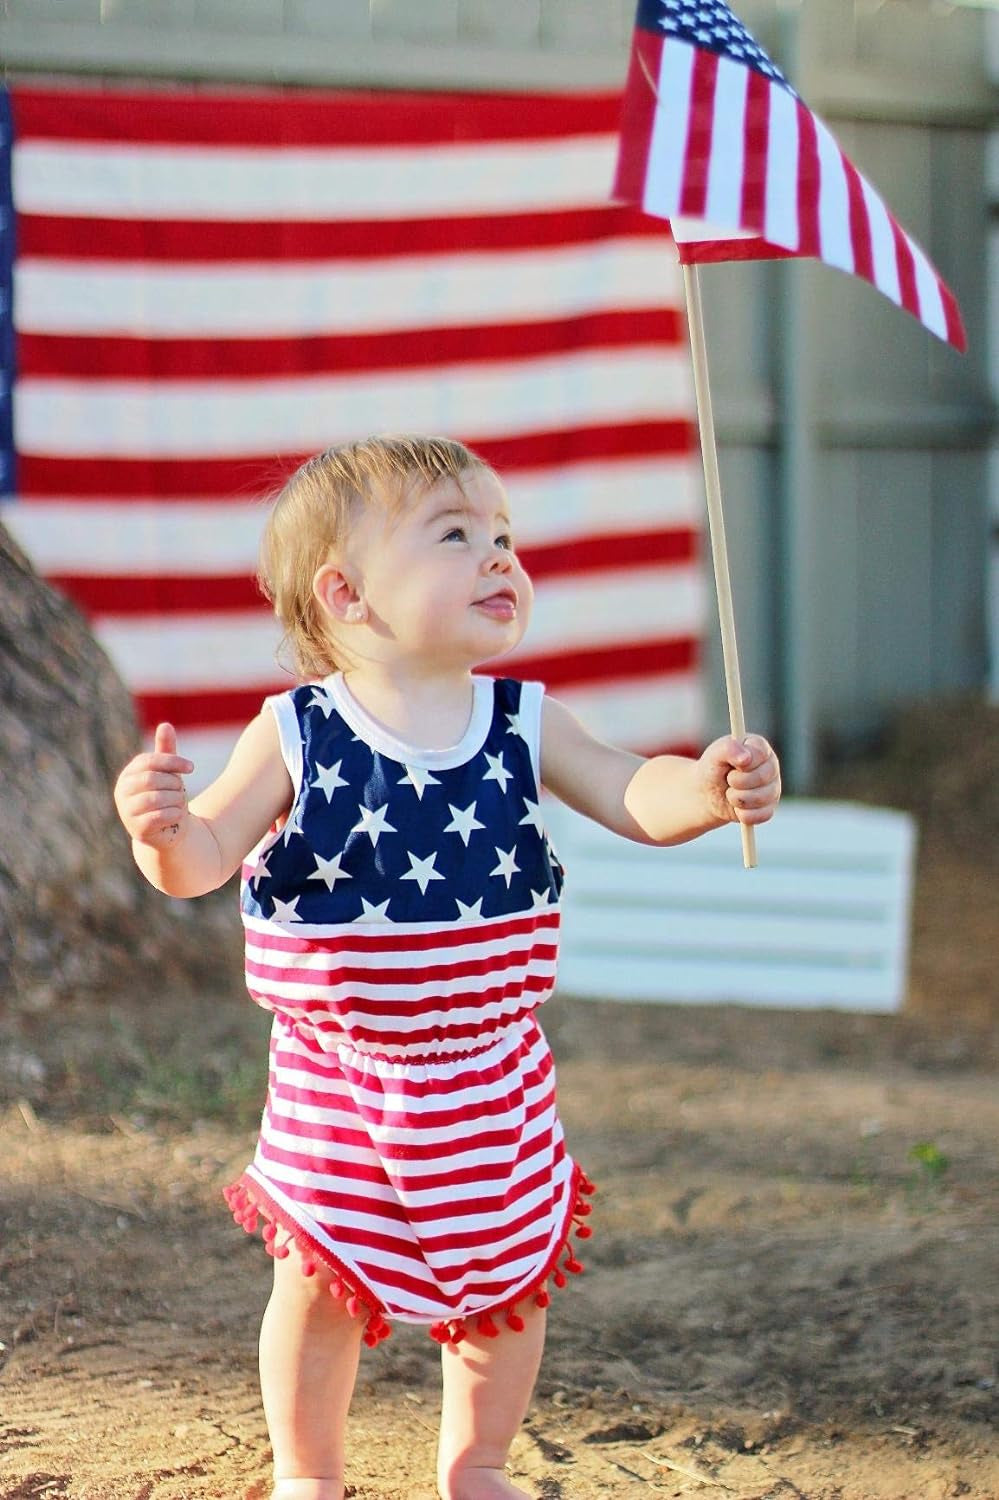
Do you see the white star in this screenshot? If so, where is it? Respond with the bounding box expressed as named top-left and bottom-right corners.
top-left (397, 764), bottom-right (442, 799)
top-left (505, 711), bottom-right (526, 738)
top-left (282, 805), bottom-right (306, 844)
top-left (308, 852), bottom-right (352, 891)
top-left (530, 887), bottom-right (552, 909)
top-left (246, 849), bottom-right (271, 888)
top-left (490, 845), bottom-right (520, 888)
top-left (271, 895), bottom-right (302, 923)
top-left (351, 802), bottom-right (397, 846)
top-left (400, 850), bottom-right (446, 896)
top-left (310, 759), bottom-right (349, 802)
top-left (518, 798), bottom-right (546, 836)
top-left (354, 897), bottom-right (392, 923)
top-left (482, 751), bottom-right (513, 793)
top-left (456, 897), bottom-right (484, 920)
top-left (306, 689), bottom-right (336, 718)
top-left (444, 801), bottom-right (485, 847)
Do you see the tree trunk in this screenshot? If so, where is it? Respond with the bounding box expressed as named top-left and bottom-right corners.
top-left (0, 522), bottom-right (242, 1012)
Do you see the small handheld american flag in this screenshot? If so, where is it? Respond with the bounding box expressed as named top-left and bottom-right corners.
top-left (614, 0), bottom-right (966, 352)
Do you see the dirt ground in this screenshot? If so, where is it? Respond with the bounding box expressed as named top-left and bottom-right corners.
top-left (2, 700), bottom-right (997, 1500)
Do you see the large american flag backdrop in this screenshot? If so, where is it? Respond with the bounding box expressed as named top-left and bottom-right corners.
top-left (0, 82), bottom-right (705, 788)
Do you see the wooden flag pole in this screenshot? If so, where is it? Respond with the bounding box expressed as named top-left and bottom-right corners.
top-left (682, 263), bottom-right (757, 869)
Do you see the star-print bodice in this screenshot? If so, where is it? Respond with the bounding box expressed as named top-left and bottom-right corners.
top-left (239, 674), bottom-right (564, 1060)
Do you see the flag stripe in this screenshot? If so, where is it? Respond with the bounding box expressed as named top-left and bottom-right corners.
top-left (15, 349), bottom-right (691, 457)
top-left (741, 65), bottom-right (770, 230)
top-left (15, 240), bottom-right (682, 338)
top-left (891, 216), bottom-right (921, 327)
top-left (764, 82), bottom-right (799, 251)
top-left (612, 26), bottom-right (660, 207)
top-left (843, 152), bottom-right (875, 285)
top-left (645, 38), bottom-right (695, 223)
top-left (13, 136), bottom-right (619, 221)
top-left (15, 420), bottom-right (696, 498)
top-left (795, 101), bottom-right (821, 258)
top-left (704, 56), bottom-right (748, 231)
top-left (17, 205), bottom-right (666, 262)
top-left (13, 84), bottom-right (625, 148)
top-left (680, 47), bottom-right (718, 218)
top-left (814, 117), bottom-right (853, 274)
top-left (19, 309), bottom-right (685, 381)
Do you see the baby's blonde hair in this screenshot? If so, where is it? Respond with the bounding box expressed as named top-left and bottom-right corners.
top-left (259, 434), bottom-right (491, 679)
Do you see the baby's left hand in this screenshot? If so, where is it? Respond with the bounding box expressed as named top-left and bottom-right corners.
top-left (698, 734), bottom-right (781, 828)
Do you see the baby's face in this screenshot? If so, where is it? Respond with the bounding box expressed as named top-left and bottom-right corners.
top-left (347, 470), bottom-right (533, 671)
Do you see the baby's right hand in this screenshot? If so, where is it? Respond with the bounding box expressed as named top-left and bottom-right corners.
top-left (113, 722), bottom-right (195, 850)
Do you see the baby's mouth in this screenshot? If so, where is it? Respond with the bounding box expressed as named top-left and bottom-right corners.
top-left (473, 587), bottom-right (517, 620)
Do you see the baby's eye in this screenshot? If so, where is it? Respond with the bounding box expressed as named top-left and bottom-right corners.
top-left (442, 526), bottom-right (467, 543)
top-left (495, 533), bottom-right (513, 551)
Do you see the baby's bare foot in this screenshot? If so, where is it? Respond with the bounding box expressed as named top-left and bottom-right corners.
top-left (441, 1467), bottom-right (530, 1500)
top-left (270, 1479), bottom-right (344, 1500)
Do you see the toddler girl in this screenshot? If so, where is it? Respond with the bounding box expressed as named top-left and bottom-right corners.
top-left (114, 435), bottom-right (780, 1500)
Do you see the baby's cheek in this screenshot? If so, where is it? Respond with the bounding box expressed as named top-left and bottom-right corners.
top-left (517, 565), bottom-right (535, 611)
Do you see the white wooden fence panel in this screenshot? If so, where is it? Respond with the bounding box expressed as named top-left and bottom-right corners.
top-left (545, 798), bottom-right (916, 1013)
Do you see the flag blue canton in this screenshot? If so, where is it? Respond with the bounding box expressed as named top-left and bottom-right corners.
top-left (635, 0), bottom-right (788, 86)
top-left (241, 678), bottom-right (564, 928)
top-left (0, 90), bottom-right (15, 502)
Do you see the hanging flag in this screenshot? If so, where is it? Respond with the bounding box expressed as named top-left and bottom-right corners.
top-left (614, 0), bottom-right (966, 351)
top-left (2, 82), bottom-right (706, 786)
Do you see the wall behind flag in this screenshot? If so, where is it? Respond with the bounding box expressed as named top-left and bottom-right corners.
top-left (1, 83), bottom-right (705, 788)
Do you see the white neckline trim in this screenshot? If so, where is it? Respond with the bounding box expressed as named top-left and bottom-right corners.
top-left (319, 672), bottom-right (496, 769)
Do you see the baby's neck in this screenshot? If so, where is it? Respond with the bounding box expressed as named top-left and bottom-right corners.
top-left (338, 665), bottom-right (477, 751)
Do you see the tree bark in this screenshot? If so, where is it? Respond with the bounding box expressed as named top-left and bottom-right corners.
top-left (0, 522), bottom-right (241, 1011)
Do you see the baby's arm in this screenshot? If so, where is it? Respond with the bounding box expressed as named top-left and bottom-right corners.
top-left (114, 711), bottom-right (293, 897)
top-left (540, 696), bottom-right (780, 847)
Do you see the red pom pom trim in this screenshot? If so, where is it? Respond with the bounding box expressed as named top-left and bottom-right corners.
top-left (224, 1161), bottom-right (596, 1354)
top-left (223, 1179), bottom-right (389, 1350)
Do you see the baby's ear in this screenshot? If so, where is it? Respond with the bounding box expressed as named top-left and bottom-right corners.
top-left (313, 562), bottom-right (364, 624)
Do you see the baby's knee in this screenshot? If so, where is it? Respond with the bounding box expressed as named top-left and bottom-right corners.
top-left (270, 1248), bottom-right (352, 1316)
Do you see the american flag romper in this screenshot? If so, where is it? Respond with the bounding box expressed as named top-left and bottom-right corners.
top-left (224, 673), bottom-right (595, 1349)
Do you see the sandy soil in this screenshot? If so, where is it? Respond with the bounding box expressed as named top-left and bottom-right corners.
top-left (2, 991), bottom-right (997, 1500)
top-left (2, 701), bottom-right (997, 1499)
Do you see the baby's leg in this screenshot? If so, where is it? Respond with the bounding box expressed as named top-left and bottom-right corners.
top-left (436, 1301), bottom-right (546, 1500)
top-left (259, 1249), bottom-right (365, 1500)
